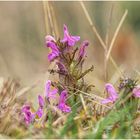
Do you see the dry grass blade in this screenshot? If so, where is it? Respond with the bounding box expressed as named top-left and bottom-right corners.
top-left (42, 1), bottom-right (50, 34)
top-left (43, 1), bottom-right (59, 38)
top-left (104, 3), bottom-right (114, 81)
top-left (0, 78), bottom-right (26, 136)
top-left (48, 105), bottom-right (63, 117)
top-left (105, 3), bottom-right (114, 47)
top-left (71, 101), bottom-right (81, 108)
top-left (52, 116), bottom-right (67, 127)
top-left (106, 10), bottom-right (128, 60)
top-left (49, 2), bottom-right (59, 38)
top-left (80, 1), bottom-right (123, 77)
top-left (68, 86), bottom-right (104, 100)
top-left (88, 98), bottom-right (111, 109)
top-left (80, 1), bottom-right (106, 50)
top-left (80, 94), bottom-right (87, 114)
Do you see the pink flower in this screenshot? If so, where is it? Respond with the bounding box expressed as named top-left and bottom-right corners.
top-left (58, 90), bottom-right (71, 113)
top-left (79, 40), bottom-right (89, 58)
top-left (133, 86), bottom-right (140, 98)
top-left (101, 83), bottom-right (118, 104)
top-left (21, 105), bottom-right (35, 125)
top-left (38, 95), bottom-right (45, 108)
top-left (45, 80), bottom-right (58, 99)
top-left (36, 95), bottom-right (45, 118)
top-left (46, 41), bottom-right (59, 62)
top-left (61, 24), bottom-right (80, 46)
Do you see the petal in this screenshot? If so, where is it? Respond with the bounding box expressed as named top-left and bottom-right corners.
top-left (45, 35), bottom-right (55, 43)
top-left (63, 24), bottom-right (69, 37)
top-left (36, 108), bottom-right (43, 118)
top-left (38, 95), bottom-right (44, 108)
top-left (47, 42), bottom-right (59, 62)
top-left (48, 89), bottom-right (58, 98)
top-left (22, 109), bottom-right (35, 125)
top-left (71, 35), bottom-right (80, 42)
top-left (45, 80), bottom-right (51, 97)
top-left (59, 90), bottom-right (68, 103)
top-left (133, 86), bottom-right (140, 98)
top-left (67, 36), bottom-right (80, 46)
top-left (61, 24), bottom-right (70, 44)
top-left (67, 38), bottom-right (75, 46)
top-left (101, 98), bottom-right (113, 104)
top-left (58, 103), bottom-right (71, 113)
top-left (105, 83), bottom-right (118, 101)
top-left (47, 42), bottom-right (59, 52)
top-left (79, 40), bottom-right (89, 58)
top-left (22, 105), bottom-right (30, 113)
top-left (63, 104), bottom-right (71, 112)
top-left (61, 24), bottom-right (80, 46)
top-left (48, 51), bottom-right (59, 61)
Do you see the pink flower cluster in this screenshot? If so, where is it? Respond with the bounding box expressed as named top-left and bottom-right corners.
top-left (101, 83), bottom-right (140, 104)
top-left (45, 24), bottom-right (88, 62)
top-left (21, 80), bottom-right (71, 125)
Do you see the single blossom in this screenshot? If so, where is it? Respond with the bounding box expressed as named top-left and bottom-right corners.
top-left (61, 24), bottom-right (80, 46)
top-left (38, 95), bottom-right (45, 108)
top-left (45, 80), bottom-right (58, 99)
top-left (36, 95), bottom-right (45, 118)
top-left (101, 83), bottom-right (118, 104)
top-left (133, 86), bottom-right (140, 98)
top-left (58, 90), bottom-right (71, 113)
top-left (79, 40), bottom-right (89, 58)
top-left (21, 105), bottom-right (35, 125)
top-left (46, 41), bottom-right (59, 61)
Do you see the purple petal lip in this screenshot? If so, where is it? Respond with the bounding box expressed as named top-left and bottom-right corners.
top-left (58, 90), bottom-right (71, 113)
top-left (61, 24), bottom-right (80, 46)
top-left (58, 103), bottom-right (71, 113)
top-left (45, 80), bottom-right (58, 99)
top-left (101, 83), bottom-right (118, 104)
top-left (46, 41), bottom-right (60, 62)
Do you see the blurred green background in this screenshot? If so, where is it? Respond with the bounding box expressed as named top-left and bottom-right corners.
top-left (0, 1), bottom-right (140, 87)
